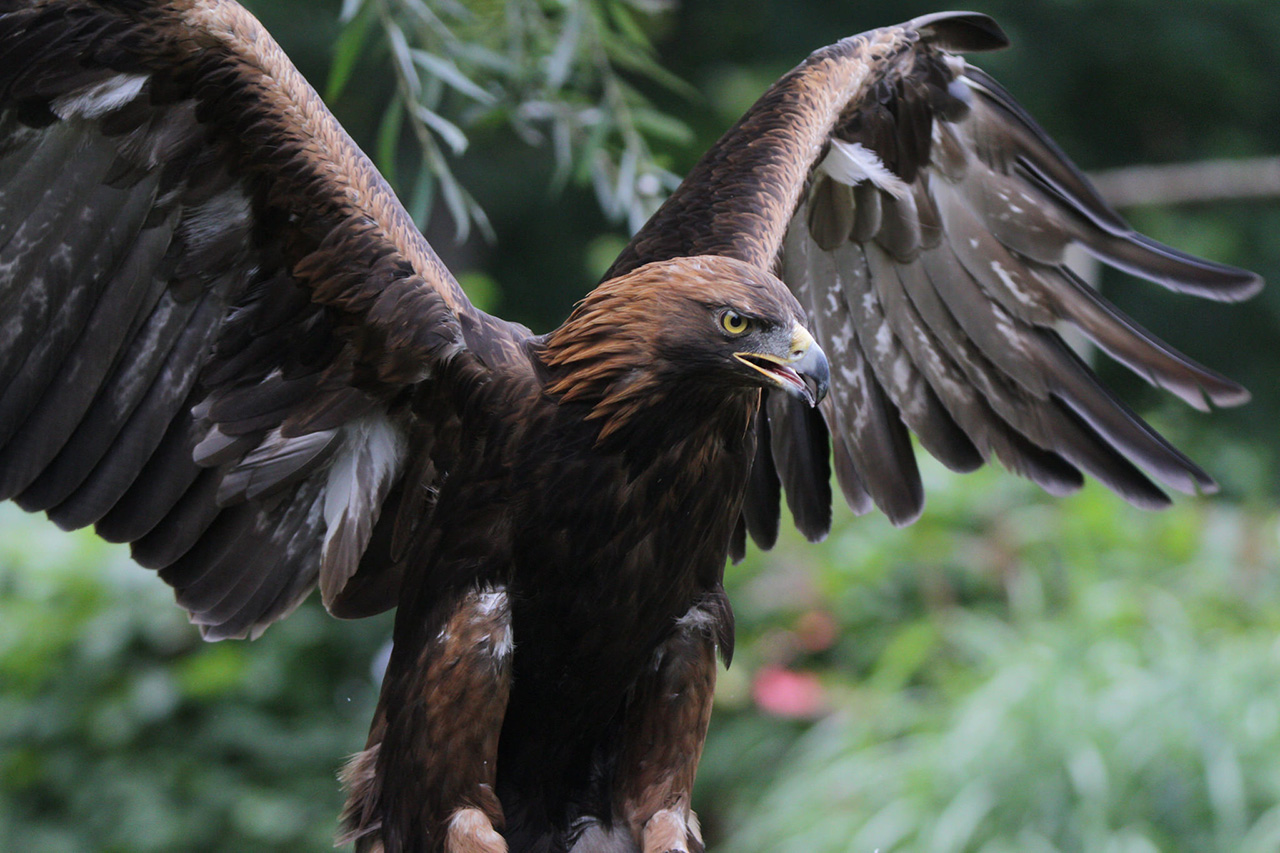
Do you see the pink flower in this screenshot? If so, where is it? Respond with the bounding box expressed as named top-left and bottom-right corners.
top-left (751, 665), bottom-right (825, 718)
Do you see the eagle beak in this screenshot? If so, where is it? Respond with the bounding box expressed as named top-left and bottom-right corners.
top-left (735, 327), bottom-right (830, 407)
top-left (788, 328), bottom-right (830, 407)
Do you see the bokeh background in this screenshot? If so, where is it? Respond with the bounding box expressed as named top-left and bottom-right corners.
top-left (3, 1), bottom-right (1280, 850)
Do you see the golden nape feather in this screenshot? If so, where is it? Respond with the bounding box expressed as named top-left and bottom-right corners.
top-left (0, 3), bottom-right (1259, 853)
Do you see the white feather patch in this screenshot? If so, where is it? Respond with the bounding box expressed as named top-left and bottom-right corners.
top-left (675, 604), bottom-right (718, 635)
top-left (181, 190), bottom-right (253, 257)
top-left (52, 73), bottom-right (149, 119)
top-left (474, 587), bottom-right (514, 659)
top-left (820, 139), bottom-right (910, 199)
top-left (320, 414), bottom-right (407, 605)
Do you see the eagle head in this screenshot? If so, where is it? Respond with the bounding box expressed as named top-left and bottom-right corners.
top-left (542, 255), bottom-right (829, 438)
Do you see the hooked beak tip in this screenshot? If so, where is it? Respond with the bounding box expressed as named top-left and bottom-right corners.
top-left (795, 340), bottom-right (830, 407)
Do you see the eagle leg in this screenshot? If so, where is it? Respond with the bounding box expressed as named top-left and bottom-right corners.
top-left (444, 807), bottom-right (508, 853)
top-left (340, 583), bottom-right (515, 853)
top-left (613, 601), bottom-right (720, 853)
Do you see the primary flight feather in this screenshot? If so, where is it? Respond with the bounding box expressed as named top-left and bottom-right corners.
top-left (0, 2), bottom-right (1260, 851)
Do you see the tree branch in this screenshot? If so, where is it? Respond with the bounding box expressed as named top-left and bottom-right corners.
top-left (1088, 155), bottom-right (1280, 209)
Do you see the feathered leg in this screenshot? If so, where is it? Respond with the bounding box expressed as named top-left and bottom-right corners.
top-left (339, 583), bottom-right (514, 853)
top-left (613, 603), bottom-right (720, 853)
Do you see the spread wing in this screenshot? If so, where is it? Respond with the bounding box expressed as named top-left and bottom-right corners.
top-left (609, 11), bottom-right (1261, 536)
top-left (0, 0), bottom-right (523, 638)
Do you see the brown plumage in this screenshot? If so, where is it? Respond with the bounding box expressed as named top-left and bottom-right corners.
top-left (0, 3), bottom-right (1260, 852)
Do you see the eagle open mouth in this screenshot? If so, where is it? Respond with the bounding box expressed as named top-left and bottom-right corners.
top-left (735, 352), bottom-right (821, 406)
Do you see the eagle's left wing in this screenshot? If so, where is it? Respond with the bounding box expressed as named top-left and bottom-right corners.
top-left (608, 11), bottom-right (1260, 541)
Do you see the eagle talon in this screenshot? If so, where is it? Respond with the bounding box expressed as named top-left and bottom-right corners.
top-left (446, 807), bottom-right (507, 853)
top-left (639, 808), bottom-right (697, 853)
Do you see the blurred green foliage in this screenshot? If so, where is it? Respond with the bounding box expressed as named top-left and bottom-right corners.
top-left (701, 465), bottom-right (1280, 852)
top-left (277, 0), bottom-right (691, 240)
top-left (0, 505), bottom-right (394, 851)
top-left (5, 468), bottom-right (1280, 850)
top-left (3, 1), bottom-right (1280, 851)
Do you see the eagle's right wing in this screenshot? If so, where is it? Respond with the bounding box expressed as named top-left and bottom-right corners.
top-left (0, 0), bottom-right (520, 638)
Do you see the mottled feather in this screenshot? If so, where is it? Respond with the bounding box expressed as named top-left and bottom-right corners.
top-left (614, 10), bottom-right (1259, 534)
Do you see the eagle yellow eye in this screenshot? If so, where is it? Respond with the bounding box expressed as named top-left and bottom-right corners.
top-left (720, 310), bottom-right (749, 336)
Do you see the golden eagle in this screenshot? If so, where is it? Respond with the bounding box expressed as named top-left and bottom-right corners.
top-left (0, 2), bottom-right (1260, 851)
